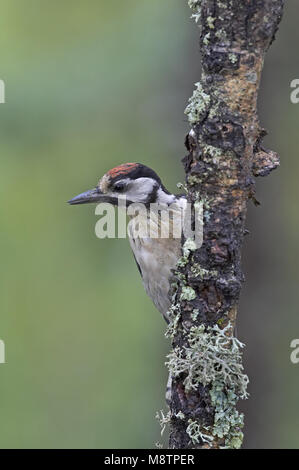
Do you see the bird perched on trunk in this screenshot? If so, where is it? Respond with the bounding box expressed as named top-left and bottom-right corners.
top-left (68, 163), bottom-right (187, 323)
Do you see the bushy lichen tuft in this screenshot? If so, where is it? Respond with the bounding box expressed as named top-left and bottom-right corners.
top-left (156, 409), bottom-right (171, 436)
top-left (186, 419), bottom-right (214, 445)
top-left (166, 323), bottom-right (249, 448)
top-left (188, 0), bottom-right (202, 24)
top-left (167, 323), bottom-right (248, 394)
top-left (185, 82), bottom-right (210, 125)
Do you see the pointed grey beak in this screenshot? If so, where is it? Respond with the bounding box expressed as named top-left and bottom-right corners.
top-left (68, 188), bottom-right (105, 205)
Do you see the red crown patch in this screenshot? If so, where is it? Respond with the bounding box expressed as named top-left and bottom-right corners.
top-left (107, 163), bottom-right (138, 179)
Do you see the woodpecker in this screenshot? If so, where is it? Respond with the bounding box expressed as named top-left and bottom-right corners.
top-left (68, 163), bottom-right (187, 323)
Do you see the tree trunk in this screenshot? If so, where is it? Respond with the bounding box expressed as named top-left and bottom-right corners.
top-left (167, 0), bottom-right (284, 449)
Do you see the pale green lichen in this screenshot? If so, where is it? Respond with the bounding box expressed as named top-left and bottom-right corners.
top-left (167, 323), bottom-right (248, 394)
top-left (204, 144), bottom-right (222, 158)
top-left (215, 28), bottom-right (227, 41)
top-left (186, 381), bottom-right (245, 449)
top-left (208, 146), bottom-right (222, 158)
top-left (202, 146), bottom-right (238, 173)
top-left (165, 302), bottom-right (181, 339)
top-left (186, 419), bottom-right (214, 445)
top-left (166, 238), bottom-right (198, 338)
top-left (177, 181), bottom-right (188, 193)
top-left (155, 442), bottom-right (163, 449)
top-left (184, 82), bottom-right (210, 125)
top-left (191, 309), bottom-right (199, 321)
top-left (166, 323), bottom-right (249, 448)
top-left (156, 409), bottom-right (171, 436)
top-left (188, 0), bottom-right (201, 24)
top-left (176, 411), bottom-right (185, 420)
top-left (190, 263), bottom-right (218, 280)
top-left (175, 272), bottom-right (187, 283)
top-left (183, 238), bottom-right (197, 257)
top-left (217, 0), bottom-right (228, 8)
top-left (180, 286), bottom-right (196, 301)
top-left (187, 175), bottom-right (201, 186)
top-left (207, 16), bottom-right (215, 29)
top-left (203, 32), bottom-right (210, 45)
top-left (210, 381), bottom-right (245, 449)
top-left (229, 53), bottom-right (238, 64)
top-left (208, 105), bottom-right (218, 119)
top-left (202, 145), bottom-right (225, 166)
top-left (176, 238), bottom-right (197, 268)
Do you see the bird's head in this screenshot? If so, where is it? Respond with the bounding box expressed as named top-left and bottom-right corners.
top-left (68, 163), bottom-right (175, 207)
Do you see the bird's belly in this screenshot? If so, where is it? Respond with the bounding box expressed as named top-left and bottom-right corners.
top-left (129, 235), bottom-right (181, 321)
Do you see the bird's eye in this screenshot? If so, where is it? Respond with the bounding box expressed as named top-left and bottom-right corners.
top-left (113, 181), bottom-right (126, 192)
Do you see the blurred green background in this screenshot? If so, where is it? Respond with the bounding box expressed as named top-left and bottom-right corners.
top-left (0, 0), bottom-right (298, 449)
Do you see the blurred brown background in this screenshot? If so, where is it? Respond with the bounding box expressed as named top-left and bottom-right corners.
top-left (0, 0), bottom-right (298, 448)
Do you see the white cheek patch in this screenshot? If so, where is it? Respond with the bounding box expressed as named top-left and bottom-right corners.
top-left (123, 178), bottom-right (156, 203)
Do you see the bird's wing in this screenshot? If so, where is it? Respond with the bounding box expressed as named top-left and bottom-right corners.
top-left (132, 253), bottom-right (143, 278)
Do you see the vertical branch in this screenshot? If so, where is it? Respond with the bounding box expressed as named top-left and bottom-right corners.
top-left (167, 0), bottom-right (284, 449)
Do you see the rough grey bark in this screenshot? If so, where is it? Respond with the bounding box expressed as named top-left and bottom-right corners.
top-left (167, 0), bottom-right (284, 449)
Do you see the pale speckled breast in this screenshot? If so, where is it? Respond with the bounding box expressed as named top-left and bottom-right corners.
top-left (128, 215), bottom-right (182, 322)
